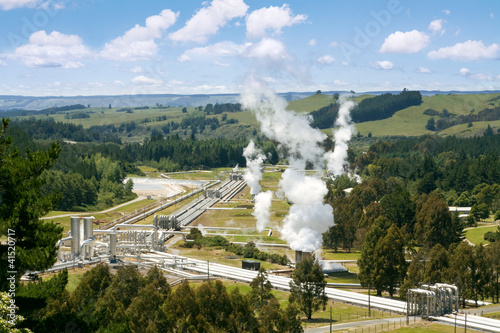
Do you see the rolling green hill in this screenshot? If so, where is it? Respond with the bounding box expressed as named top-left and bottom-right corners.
top-left (295, 92), bottom-right (500, 138)
top-left (7, 92), bottom-right (500, 141)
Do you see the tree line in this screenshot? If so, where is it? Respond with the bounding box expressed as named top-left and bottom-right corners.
top-left (310, 90), bottom-right (422, 129)
top-left (425, 106), bottom-right (500, 132)
top-left (204, 102), bottom-right (242, 114)
top-left (13, 262), bottom-right (309, 332)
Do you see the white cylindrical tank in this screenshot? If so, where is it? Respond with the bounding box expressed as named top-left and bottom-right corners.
top-left (83, 217), bottom-right (93, 240)
top-left (110, 233), bottom-right (117, 257)
top-left (70, 217), bottom-right (80, 256)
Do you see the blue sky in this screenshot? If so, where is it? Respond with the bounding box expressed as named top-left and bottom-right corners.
top-left (0, 0), bottom-right (499, 96)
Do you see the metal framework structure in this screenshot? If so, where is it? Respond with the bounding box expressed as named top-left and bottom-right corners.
top-left (407, 283), bottom-right (459, 317)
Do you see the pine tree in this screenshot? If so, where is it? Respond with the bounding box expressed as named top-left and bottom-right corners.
top-left (0, 118), bottom-right (62, 289)
top-left (289, 254), bottom-right (327, 320)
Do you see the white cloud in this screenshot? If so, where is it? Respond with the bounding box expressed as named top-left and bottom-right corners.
top-left (372, 60), bottom-right (394, 70)
top-left (428, 19), bottom-right (445, 35)
top-left (12, 30), bottom-right (92, 68)
top-left (341, 61), bottom-right (349, 67)
top-left (246, 4), bottom-right (307, 39)
top-left (380, 30), bottom-right (430, 53)
top-left (417, 67), bottom-right (431, 73)
top-left (333, 79), bottom-right (348, 86)
top-left (214, 61), bottom-right (230, 67)
top-left (245, 38), bottom-right (289, 61)
top-left (317, 55), bottom-right (335, 65)
top-left (308, 39), bottom-right (317, 46)
top-left (177, 54), bottom-right (192, 62)
top-left (470, 73), bottom-right (492, 81)
top-left (442, 9), bottom-right (450, 15)
top-left (130, 66), bottom-right (145, 73)
top-left (169, 0), bottom-right (248, 43)
top-left (459, 67), bottom-right (470, 75)
top-left (428, 40), bottom-right (499, 61)
top-left (490, 13), bottom-right (494, 19)
top-left (330, 41), bottom-right (338, 47)
top-left (0, 59), bottom-right (6, 66)
top-left (0, 0), bottom-right (38, 10)
top-left (178, 41), bottom-right (246, 62)
top-left (132, 75), bottom-right (162, 85)
top-left (459, 68), bottom-right (493, 81)
top-left (101, 9), bottom-right (177, 61)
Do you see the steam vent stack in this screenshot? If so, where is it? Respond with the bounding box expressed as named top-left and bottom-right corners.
top-left (295, 250), bottom-right (311, 264)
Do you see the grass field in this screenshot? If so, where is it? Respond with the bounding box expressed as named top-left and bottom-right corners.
top-left (465, 225), bottom-right (498, 245)
top-left (14, 92), bottom-right (500, 141)
top-left (287, 93), bottom-right (335, 113)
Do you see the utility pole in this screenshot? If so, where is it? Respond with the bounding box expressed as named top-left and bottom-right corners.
top-left (330, 306), bottom-right (332, 333)
top-left (368, 284), bottom-right (371, 317)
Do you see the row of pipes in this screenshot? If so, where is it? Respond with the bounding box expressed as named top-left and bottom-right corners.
top-left (407, 283), bottom-right (459, 317)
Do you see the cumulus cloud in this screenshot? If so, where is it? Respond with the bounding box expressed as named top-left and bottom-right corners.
top-left (132, 75), bottom-right (162, 85)
top-left (459, 68), bottom-right (493, 81)
top-left (246, 4), bottom-right (306, 39)
top-left (245, 38), bottom-right (289, 61)
top-left (317, 55), bottom-right (335, 65)
top-left (459, 67), bottom-right (470, 75)
top-left (417, 67), bottom-right (431, 73)
top-left (442, 9), bottom-right (450, 15)
top-left (101, 9), bottom-right (177, 61)
top-left (380, 30), bottom-right (430, 53)
top-left (12, 30), bottom-right (92, 68)
top-left (169, 0), bottom-right (248, 43)
top-left (0, 0), bottom-right (38, 10)
top-left (308, 39), bottom-right (317, 46)
top-left (428, 19), bottom-right (445, 35)
top-left (372, 60), bottom-right (394, 70)
top-left (428, 40), bottom-right (499, 61)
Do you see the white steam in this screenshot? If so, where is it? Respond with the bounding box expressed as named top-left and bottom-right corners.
top-left (252, 190), bottom-right (273, 232)
top-left (241, 76), bottom-right (356, 253)
top-left (279, 169), bottom-right (334, 252)
top-left (243, 140), bottom-right (266, 195)
top-left (324, 97), bottom-right (357, 176)
top-left (241, 78), bottom-right (326, 170)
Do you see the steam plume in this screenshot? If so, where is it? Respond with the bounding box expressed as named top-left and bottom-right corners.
top-left (241, 76), bottom-right (356, 253)
top-left (324, 97), bottom-right (356, 176)
top-left (243, 140), bottom-right (266, 195)
top-left (252, 190), bottom-right (273, 232)
top-left (241, 77), bottom-right (326, 170)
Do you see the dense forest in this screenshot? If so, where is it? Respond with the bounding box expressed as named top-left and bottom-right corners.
top-left (310, 90), bottom-right (422, 129)
top-left (323, 132), bottom-right (500, 303)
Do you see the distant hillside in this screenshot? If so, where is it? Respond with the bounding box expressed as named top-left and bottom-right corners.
top-left (0, 92), bottom-right (315, 111)
top-left (2, 90), bottom-right (499, 111)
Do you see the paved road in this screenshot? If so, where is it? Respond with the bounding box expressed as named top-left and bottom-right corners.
top-left (40, 196), bottom-right (146, 219)
top-left (304, 316), bottom-right (418, 333)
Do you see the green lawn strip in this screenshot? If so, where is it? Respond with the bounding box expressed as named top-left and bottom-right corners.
top-left (322, 250), bottom-right (361, 261)
top-left (484, 312), bottom-right (500, 320)
top-left (465, 225), bottom-right (498, 245)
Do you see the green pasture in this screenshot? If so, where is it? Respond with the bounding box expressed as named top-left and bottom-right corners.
top-left (465, 225), bottom-right (498, 245)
